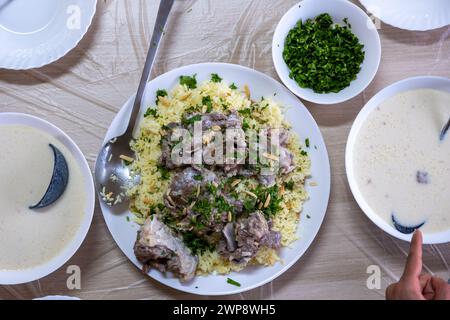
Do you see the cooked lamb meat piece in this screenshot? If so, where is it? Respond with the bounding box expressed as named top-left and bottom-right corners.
top-left (278, 129), bottom-right (290, 146)
top-left (202, 140), bottom-right (218, 165)
top-left (223, 127), bottom-right (246, 171)
top-left (201, 112), bottom-right (226, 130)
top-left (165, 166), bottom-right (218, 208)
top-left (225, 111), bottom-right (242, 128)
top-left (160, 122), bottom-right (187, 169)
top-left (134, 215), bottom-right (198, 281)
top-left (257, 146), bottom-right (294, 186)
top-left (223, 194), bottom-right (243, 213)
top-left (220, 211), bottom-right (281, 263)
top-left (416, 170), bottom-right (429, 184)
top-left (160, 112), bottom-right (244, 169)
top-left (202, 111), bottom-right (241, 130)
top-left (237, 168), bottom-right (255, 178)
top-left (279, 147), bottom-right (295, 174)
top-left (261, 230), bottom-right (282, 248)
top-left (266, 128), bottom-right (290, 147)
top-left (246, 211), bottom-right (270, 239)
top-left (222, 222), bottom-right (237, 252)
top-left (259, 173), bottom-right (276, 186)
top-left (257, 147), bottom-right (294, 186)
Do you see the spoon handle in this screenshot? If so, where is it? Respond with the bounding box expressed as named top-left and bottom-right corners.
top-left (440, 117), bottom-right (450, 141)
top-left (126, 0), bottom-right (175, 136)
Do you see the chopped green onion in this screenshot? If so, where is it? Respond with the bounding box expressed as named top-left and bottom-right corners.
top-left (227, 278), bottom-right (241, 287)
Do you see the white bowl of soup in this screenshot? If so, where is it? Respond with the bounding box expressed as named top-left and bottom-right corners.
top-left (346, 76), bottom-right (450, 244)
top-left (0, 113), bottom-right (95, 284)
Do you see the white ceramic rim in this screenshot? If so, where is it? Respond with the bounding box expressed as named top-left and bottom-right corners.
top-left (345, 76), bottom-right (450, 244)
top-left (0, 0), bottom-right (97, 70)
top-left (0, 113), bottom-right (95, 284)
top-left (98, 62), bottom-right (331, 295)
top-left (272, 0), bottom-right (381, 105)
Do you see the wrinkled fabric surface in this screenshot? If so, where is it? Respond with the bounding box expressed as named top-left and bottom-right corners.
top-left (0, 0), bottom-right (449, 300)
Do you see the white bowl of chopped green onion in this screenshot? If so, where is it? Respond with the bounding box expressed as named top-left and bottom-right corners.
top-left (272, 0), bottom-right (381, 105)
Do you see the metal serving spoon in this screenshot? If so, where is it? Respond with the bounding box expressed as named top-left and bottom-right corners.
top-left (440, 117), bottom-right (450, 141)
top-left (94, 0), bottom-right (174, 209)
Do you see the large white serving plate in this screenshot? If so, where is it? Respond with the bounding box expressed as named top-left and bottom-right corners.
top-left (99, 63), bottom-right (331, 295)
top-left (346, 76), bottom-right (450, 244)
top-left (0, 0), bottom-right (97, 70)
top-left (0, 113), bottom-right (95, 284)
top-left (360, 0), bottom-right (450, 31)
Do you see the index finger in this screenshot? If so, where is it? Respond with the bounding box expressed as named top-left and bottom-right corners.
top-left (401, 230), bottom-right (423, 280)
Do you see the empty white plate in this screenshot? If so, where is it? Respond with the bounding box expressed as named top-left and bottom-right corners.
top-left (360, 0), bottom-right (450, 31)
top-left (0, 0), bottom-right (97, 70)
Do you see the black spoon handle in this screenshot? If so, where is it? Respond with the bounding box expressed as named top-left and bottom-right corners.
top-left (440, 117), bottom-right (450, 141)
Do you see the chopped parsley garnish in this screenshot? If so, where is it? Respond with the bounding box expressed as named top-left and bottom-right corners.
top-left (262, 185), bottom-right (283, 217)
top-left (185, 105), bottom-right (201, 113)
top-left (211, 73), bottom-right (222, 83)
top-left (242, 119), bottom-right (250, 131)
top-left (227, 278), bottom-right (241, 287)
top-left (157, 164), bottom-right (170, 180)
top-left (206, 182), bottom-right (218, 195)
top-left (305, 138), bottom-right (310, 148)
top-left (243, 198), bottom-right (257, 212)
top-left (155, 89), bottom-right (168, 104)
top-left (283, 13), bottom-right (365, 93)
top-left (149, 203), bottom-right (165, 216)
top-left (300, 150), bottom-right (308, 156)
top-left (183, 232), bottom-right (214, 255)
top-left (193, 174), bottom-right (203, 181)
top-left (229, 83), bottom-right (238, 90)
top-left (242, 185), bottom-right (283, 218)
top-left (144, 108), bottom-right (158, 118)
top-left (193, 199), bottom-right (212, 219)
top-left (238, 108), bottom-right (252, 117)
top-left (284, 180), bottom-right (295, 191)
top-left (202, 95), bottom-right (213, 113)
top-left (182, 114), bottom-right (202, 126)
top-left (180, 74), bottom-right (197, 89)
top-left (122, 159), bottom-right (133, 166)
top-left (215, 195), bottom-right (233, 213)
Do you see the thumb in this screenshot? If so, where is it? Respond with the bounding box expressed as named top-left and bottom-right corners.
top-left (430, 277), bottom-right (450, 300)
top-left (401, 230), bottom-right (423, 281)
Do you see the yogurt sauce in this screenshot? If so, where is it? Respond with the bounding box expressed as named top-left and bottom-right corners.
top-left (0, 125), bottom-right (86, 270)
top-left (353, 89), bottom-right (450, 234)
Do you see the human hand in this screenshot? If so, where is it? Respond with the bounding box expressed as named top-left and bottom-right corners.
top-left (386, 230), bottom-right (450, 300)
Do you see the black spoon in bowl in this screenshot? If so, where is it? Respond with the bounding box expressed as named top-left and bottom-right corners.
top-left (440, 117), bottom-right (450, 141)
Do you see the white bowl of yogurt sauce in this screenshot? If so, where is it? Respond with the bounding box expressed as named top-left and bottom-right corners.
top-left (346, 76), bottom-right (450, 244)
top-left (0, 113), bottom-right (95, 284)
